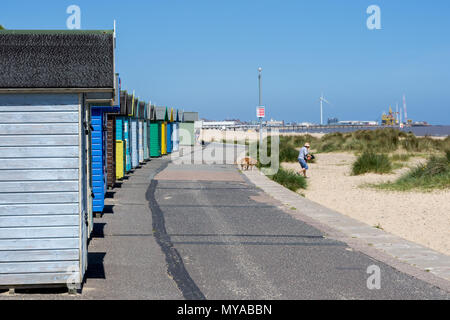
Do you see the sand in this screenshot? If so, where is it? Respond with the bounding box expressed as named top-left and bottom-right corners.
top-left (281, 153), bottom-right (450, 256)
top-left (200, 129), bottom-right (324, 142)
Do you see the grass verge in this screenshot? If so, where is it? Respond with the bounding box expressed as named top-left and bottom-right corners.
top-left (352, 152), bottom-right (393, 175)
top-left (268, 168), bottom-right (307, 192)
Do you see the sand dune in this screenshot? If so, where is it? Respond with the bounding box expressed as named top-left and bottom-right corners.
top-left (282, 153), bottom-right (450, 256)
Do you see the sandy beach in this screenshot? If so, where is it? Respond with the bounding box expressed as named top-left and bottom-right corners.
top-left (200, 128), bottom-right (444, 142)
top-left (282, 153), bottom-right (450, 256)
top-left (200, 129), bottom-right (325, 142)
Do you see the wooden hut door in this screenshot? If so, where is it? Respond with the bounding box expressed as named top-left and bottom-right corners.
top-left (86, 105), bottom-right (93, 236)
top-left (102, 114), bottom-right (107, 194)
top-left (106, 115), bottom-right (116, 188)
top-left (80, 100), bottom-right (89, 276)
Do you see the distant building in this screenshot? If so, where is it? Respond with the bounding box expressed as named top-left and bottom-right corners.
top-left (328, 117), bottom-right (339, 125)
top-left (338, 120), bottom-right (378, 126)
top-left (202, 121), bottom-right (237, 129)
top-left (265, 119), bottom-right (284, 127)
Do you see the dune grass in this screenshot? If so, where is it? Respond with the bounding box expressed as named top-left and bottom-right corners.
top-left (240, 129), bottom-right (449, 192)
top-left (277, 129), bottom-right (449, 155)
top-left (269, 168), bottom-right (307, 191)
top-left (265, 130), bottom-right (449, 168)
top-left (390, 153), bottom-right (414, 162)
top-left (224, 129), bottom-right (449, 165)
top-left (219, 129), bottom-right (449, 157)
top-left (375, 151), bottom-right (450, 191)
top-left (352, 152), bottom-right (393, 175)
top-left (254, 134), bottom-right (319, 164)
top-left (277, 135), bottom-right (318, 162)
top-left (221, 139), bottom-right (247, 145)
top-left (250, 140), bottom-right (307, 191)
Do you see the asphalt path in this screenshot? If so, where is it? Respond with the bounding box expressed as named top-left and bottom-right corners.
top-left (149, 158), bottom-right (450, 299)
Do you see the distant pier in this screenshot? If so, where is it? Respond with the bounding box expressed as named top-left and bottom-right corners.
top-left (201, 124), bottom-right (450, 137)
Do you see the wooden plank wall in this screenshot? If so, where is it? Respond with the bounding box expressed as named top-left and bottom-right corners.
top-left (138, 120), bottom-right (144, 163)
top-left (106, 115), bottom-right (116, 188)
top-left (91, 108), bottom-right (105, 213)
top-left (124, 119), bottom-right (131, 172)
top-left (143, 121), bottom-right (148, 160)
top-left (146, 121), bottom-right (151, 159)
top-left (150, 123), bottom-right (161, 157)
top-left (131, 119), bottom-right (138, 168)
top-left (0, 93), bottom-right (81, 287)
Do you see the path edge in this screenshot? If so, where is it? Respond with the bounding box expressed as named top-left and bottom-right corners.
top-left (242, 168), bottom-right (450, 293)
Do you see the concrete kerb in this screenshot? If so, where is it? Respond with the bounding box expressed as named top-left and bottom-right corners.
top-left (242, 169), bottom-right (450, 293)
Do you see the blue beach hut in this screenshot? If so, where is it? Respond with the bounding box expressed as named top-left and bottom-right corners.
top-left (172, 109), bottom-right (182, 152)
top-left (90, 101), bottom-right (120, 214)
top-left (166, 108), bottom-right (173, 153)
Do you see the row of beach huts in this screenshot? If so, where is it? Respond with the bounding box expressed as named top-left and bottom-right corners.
top-left (91, 92), bottom-right (199, 214)
top-left (0, 29), bottom-right (198, 292)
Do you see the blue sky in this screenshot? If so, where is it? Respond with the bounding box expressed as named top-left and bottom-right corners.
top-left (2, 0), bottom-right (450, 124)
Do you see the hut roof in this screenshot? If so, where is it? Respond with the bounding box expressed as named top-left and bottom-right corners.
top-left (133, 97), bottom-right (139, 117)
top-left (150, 105), bottom-right (156, 120)
top-left (126, 94), bottom-right (133, 116)
top-left (0, 30), bottom-right (115, 89)
top-left (120, 91), bottom-right (128, 115)
top-left (138, 101), bottom-right (146, 119)
top-left (183, 112), bottom-right (199, 122)
top-left (155, 106), bottom-right (168, 121)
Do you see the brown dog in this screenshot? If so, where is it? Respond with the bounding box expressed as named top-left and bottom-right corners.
top-left (238, 157), bottom-right (257, 171)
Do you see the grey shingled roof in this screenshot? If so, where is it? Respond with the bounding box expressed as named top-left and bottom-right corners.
top-left (0, 30), bottom-right (114, 89)
top-left (133, 98), bottom-right (139, 117)
top-left (126, 95), bottom-right (133, 115)
top-left (149, 105), bottom-right (155, 120)
top-left (183, 112), bottom-right (198, 122)
top-left (139, 101), bottom-right (145, 119)
top-left (155, 107), bottom-right (167, 121)
top-left (120, 90), bottom-right (128, 115)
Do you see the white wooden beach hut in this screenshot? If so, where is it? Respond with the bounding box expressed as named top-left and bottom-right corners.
top-left (0, 29), bottom-right (117, 292)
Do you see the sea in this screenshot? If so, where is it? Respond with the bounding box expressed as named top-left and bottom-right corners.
top-left (278, 125), bottom-right (450, 137)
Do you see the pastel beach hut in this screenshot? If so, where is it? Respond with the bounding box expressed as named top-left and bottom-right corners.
top-left (0, 29), bottom-right (116, 291)
top-left (149, 105), bottom-right (161, 157)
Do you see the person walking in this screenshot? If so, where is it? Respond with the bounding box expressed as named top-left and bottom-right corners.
top-left (298, 142), bottom-right (311, 178)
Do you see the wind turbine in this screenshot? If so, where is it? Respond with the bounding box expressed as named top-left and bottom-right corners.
top-left (319, 93), bottom-right (331, 125)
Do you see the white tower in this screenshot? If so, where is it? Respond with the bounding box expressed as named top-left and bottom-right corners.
top-left (403, 94), bottom-right (407, 123)
top-left (319, 93), bottom-right (330, 125)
